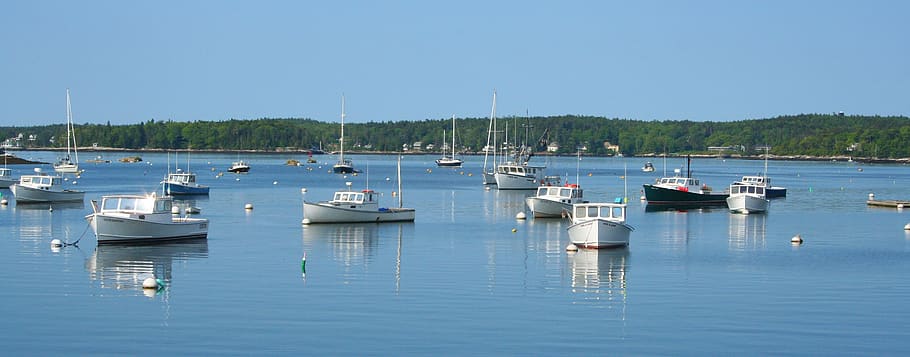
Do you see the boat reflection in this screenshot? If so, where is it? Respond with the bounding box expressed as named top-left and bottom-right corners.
top-left (85, 238), bottom-right (209, 296)
top-left (302, 223), bottom-right (381, 264)
top-left (644, 203), bottom-right (726, 213)
top-left (12, 201), bottom-right (87, 247)
top-left (481, 189), bottom-right (533, 221)
top-left (14, 201), bottom-right (85, 211)
top-left (567, 248), bottom-right (629, 309)
top-left (728, 214), bottom-right (767, 251)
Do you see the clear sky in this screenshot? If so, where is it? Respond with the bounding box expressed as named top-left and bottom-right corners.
top-left (2, 1), bottom-right (907, 127)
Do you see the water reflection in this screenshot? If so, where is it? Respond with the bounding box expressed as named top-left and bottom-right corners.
top-left (12, 201), bottom-right (87, 249)
top-left (85, 239), bottom-right (209, 296)
top-left (567, 248), bottom-right (629, 310)
top-left (481, 189), bottom-right (533, 222)
top-left (728, 214), bottom-right (767, 251)
top-left (302, 223), bottom-right (380, 265)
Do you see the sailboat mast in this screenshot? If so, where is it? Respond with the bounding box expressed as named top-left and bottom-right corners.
top-left (451, 114), bottom-right (456, 159)
top-left (483, 91), bottom-right (496, 173)
top-left (340, 95), bottom-right (345, 163)
top-left (397, 154), bottom-right (403, 208)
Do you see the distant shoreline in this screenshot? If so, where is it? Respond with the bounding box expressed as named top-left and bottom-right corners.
top-left (5, 147), bottom-right (908, 165)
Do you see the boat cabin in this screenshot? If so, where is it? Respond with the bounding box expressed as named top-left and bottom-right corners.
top-left (0, 167), bottom-right (12, 178)
top-left (330, 189), bottom-right (379, 206)
top-left (100, 194), bottom-right (172, 214)
top-left (573, 203), bottom-right (627, 223)
top-left (19, 173), bottom-right (63, 188)
top-left (497, 164), bottom-right (541, 177)
top-left (656, 177), bottom-right (700, 187)
top-left (730, 184), bottom-right (765, 197)
top-left (737, 176), bottom-right (769, 186)
top-left (535, 184), bottom-right (583, 203)
top-left (167, 172), bottom-right (198, 185)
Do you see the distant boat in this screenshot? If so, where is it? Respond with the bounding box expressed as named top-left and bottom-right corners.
top-left (566, 202), bottom-right (634, 249)
top-left (733, 149), bottom-right (787, 198)
top-left (642, 155), bottom-right (728, 206)
top-left (0, 167), bottom-right (15, 189)
top-left (303, 156), bottom-right (414, 224)
top-left (642, 162), bottom-right (655, 172)
top-left (494, 115), bottom-right (547, 190)
top-left (54, 89), bottom-right (81, 174)
top-left (162, 152), bottom-right (209, 195)
top-left (228, 160), bottom-right (250, 173)
top-left (726, 183), bottom-right (770, 214)
top-left (526, 182), bottom-right (586, 218)
top-left (87, 193), bottom-right (208, 243)
top-left (332, 95), bottom-right (358, 174)
top-left (436, 115), bottom-right (464, 167)
top-left (85, 155), bottom-right (111, 164)
top-left (162, 170), bottom-right (209, 195)
top-left (10, 168), bottom-right (84, 203)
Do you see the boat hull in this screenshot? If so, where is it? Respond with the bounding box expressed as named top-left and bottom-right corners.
top-left (10, 184), bottom-right (84, 203)
top-left (567, 219), bottom-right (633, 248)
top-left (766, 187), bottom-right (787, 198)
top-left (228, 166), bottom-right (249, 173)
top-left (332, 164), bottom-right (357, 174)
top-left (90, 214), bottom-right (209, 244)
top-left (163, 182), bottom-right (210, 195)
top-left (0, 178), bottom-right (14, 189)
top-left (303, 202), bottom-right (415, 224)
top-left (435, 158), bottom-right (463, 167)
top-left (54, 164), bottom-right (80, 174)
top-left (642, 184), bottom-right (728, 205)
top-left (726, 195), bottom-right (769, 214)
top-left (482, 171), bottom-right (496, 185)
top-left (495, 172), bottom-right (541, 190)
top-left (525, 197), bottom-right (572, 218)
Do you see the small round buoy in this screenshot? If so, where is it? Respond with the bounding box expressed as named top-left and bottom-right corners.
top-left (515, 211), bottom-right (526, 220)
top-left (898, 204), bottom-right (904, 210)
top-left (302, 218), bottom-right (311, 225)
top-left (904, 223), bottom-right (910, 230)
top-left (171, 206), bottom-right (180, 214)
top-left (426, 169), bottom-right (432, 173)
top-left (385, 177), bottom-right (391, 181)
top-left (235, 177), bottom-right (240, 181)
top-left (142, 277), bottom-right (159, 289)
top-left (50, 239), bottom-right (63, 248)
top-left (566, 244), bottom-right (579, 251)
top-left (511, 228), bottom-right (517, 233)
top-left (791, 234), bottom-right (803, 244)
top-left (484, 186), bottom-right (491, 191)
top-left (301, 188), bottom-right (308, 194)
top-left (273, 181), bottom-right (278, 185)
top-left (467, 173), bottom-right (473, 177)
top-left (869, 193), bottom-right (875, 200)
top-left (1, 199), bottom-right (7, 205)
top-left (244, 203), bottom-right (253, 210)
top-left (640, 195), bottom-right (646, 201)
top-left (392, 191), bottom-right (397, 197)
top-left (588, 173), bottom-right (593, 177)
top-left (48, 206), bottom-right (53, 212)
top-left (71, 181), bottom-right (77, 185)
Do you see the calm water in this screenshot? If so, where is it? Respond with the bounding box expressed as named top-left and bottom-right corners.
top-left (2, 152), bottom-right (909, 355)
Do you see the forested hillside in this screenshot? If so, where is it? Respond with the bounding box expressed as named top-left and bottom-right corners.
top-left (2, 114), bottom-right (908, 158)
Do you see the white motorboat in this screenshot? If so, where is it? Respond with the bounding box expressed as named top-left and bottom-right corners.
top-left (435, 115), bottom-right (463, 167)
top-left (734, 175), bottom-right (787, 198)
top-left (566, 202), bottom-right (634, 249)
top-left (10, 168), bottom-right (84, 203)
top-left (642, 162), bottom-right (655, 172)
top-left (303, 156), bottom-right (414, 224)
top-left (228, 160), bottom-right (250, 173)
top-left (494, 162), bottom-right (546, 190)
top-left (525, 183), bottom-right (586, 218)
top-left (0, 167), bottom-right (15, 189)
top-left (54, 89), bottom-right (81, 174)
top-left (726, 183), bottom-right (770, 214)
top-left (86, 193), bottom-right (209, 243)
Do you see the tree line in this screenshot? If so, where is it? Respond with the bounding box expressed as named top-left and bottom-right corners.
top-left (2, 113), bottom-right (909, 158)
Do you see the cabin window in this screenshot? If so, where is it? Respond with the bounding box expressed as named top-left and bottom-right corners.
top-left (756, 187), bottom-right (764, 195)
top-left (575, 206), bottom-right (587, 219)
top-left (559, 188), bottom-right (571, 197)
top-left (157, 200), bottom-right (171, 212)
top-left (136, 199), bottom-right (153, 212)
top-left (537, 188), bottom-right (547, 196)
top-left (102, 199), bottom-right (119, 210)
top-left (611, 206), bottom-right (624, 219)
top-left (587, 206), bottom-right (598, 217)
top-left (354, 193), bottom-right (363, 202)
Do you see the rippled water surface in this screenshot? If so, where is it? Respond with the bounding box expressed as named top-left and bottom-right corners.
top-left (1, 152), bottom-right (909, 355)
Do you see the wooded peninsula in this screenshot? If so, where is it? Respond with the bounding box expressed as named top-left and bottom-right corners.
top-left (3, 113), bottom-right (909, 159)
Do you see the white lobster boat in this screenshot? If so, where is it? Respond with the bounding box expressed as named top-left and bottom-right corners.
top-left (10, 168), bottom-right (84, 203)
top-left (726, 183), bottom-right (770, 214)
top-left (566, 202), bottom-right (634, 249)
top-left (525, 183), bottom-right (586, 218)
top-left (86, 193), bottom-right (209, 244)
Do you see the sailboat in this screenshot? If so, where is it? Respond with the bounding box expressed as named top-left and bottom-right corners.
top-left (332, 95), bottom-right (358, 174)
top-left (54, 89), bottom-right (81, 174)
top-left (481, 91), bottom-right (498, 184)
top-left (436, 115), bottom-right (463, 167)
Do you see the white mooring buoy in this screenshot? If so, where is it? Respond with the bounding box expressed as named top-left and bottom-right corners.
top-left (50, 239), bottom-right (63, 248)
top-left (515, 211), bottom-right (526, 220)
top-left (142, 277), bottom-right (159, 289)
top-left (566, 244), bottom-right (579, 252)
top-left (791, 234), bottom-right (803, 244)
top-left (171, 206), bottom-right (180, 214)
top-left (904, 223), bottom-right (910, 230)
top-left (1, 198), bottom-right (7, 205)
top-left (244, 203), bottom-right (253, 210)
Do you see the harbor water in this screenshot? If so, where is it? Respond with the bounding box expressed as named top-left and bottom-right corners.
top-left (1, 152), bottom-right (909, 355)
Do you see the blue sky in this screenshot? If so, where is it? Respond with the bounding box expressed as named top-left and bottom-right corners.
top-left (1, 1), bottom-right (907, 126)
